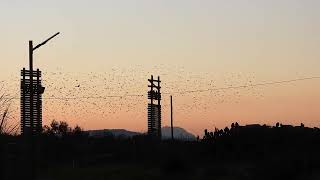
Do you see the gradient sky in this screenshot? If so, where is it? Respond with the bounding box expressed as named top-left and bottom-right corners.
top-left (1, 0), bottom-right (320, 135)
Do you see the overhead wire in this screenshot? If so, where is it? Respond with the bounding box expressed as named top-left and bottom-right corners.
top-left (8, 76), bottom-right (318, 100)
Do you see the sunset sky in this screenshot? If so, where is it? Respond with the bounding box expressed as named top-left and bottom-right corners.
top-left (1, 0), bottom-right (320, 135)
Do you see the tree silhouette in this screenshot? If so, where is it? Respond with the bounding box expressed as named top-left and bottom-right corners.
top-left (0, 91), bottom-right (17, 135)
top-left (73, 125), bottom-right (84, 136)
top-left (224, 127), bottom-right (230, 135)
top-left (58, 121), bottom-right (70, 136)
top-left (50, 120), bottom-right (59, 134)
top-left (43, 120), bottom-right (82, 137)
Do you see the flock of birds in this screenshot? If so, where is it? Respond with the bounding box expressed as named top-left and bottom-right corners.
top-left (0, 65), bottom-right (264, 130)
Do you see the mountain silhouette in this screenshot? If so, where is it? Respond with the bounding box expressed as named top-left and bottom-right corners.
top-left (86, 127), bottom-right (196, 140)
top-left (161, 126), bottom-right (196, 140)
top-left (87, 129), bottom-right (140, 138)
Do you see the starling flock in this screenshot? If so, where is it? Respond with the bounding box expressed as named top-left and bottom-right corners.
top-left (1, 65), bottom-right (264, 130)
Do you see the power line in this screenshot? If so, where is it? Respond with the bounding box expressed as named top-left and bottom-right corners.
top-left (164, 76), bottom-right (320, 94)
top-left (42, 76), bottom-right (320, 100)
top-left (4, 76), bottom-right (320, 100)
top-left (44, 94), bottom-right (145, 100)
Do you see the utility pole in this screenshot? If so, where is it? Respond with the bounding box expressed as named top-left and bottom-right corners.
top-left (29, 41), bottom-right (33, 135)
top-left (21, 32), bottom-right (60, 180)
top-left (170, 95), bottom-right (174, 140)
top-left (147, 75), bottom-right (162, 138)
top-left (22, 32), bottom-right (60, 135)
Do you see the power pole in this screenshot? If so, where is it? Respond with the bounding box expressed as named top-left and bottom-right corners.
top-left (170, 95), bottom-right (174, 141)
top-left (22, 32), bottom-right (60, 136)
top-left (147, 75), bottom-right (162, 138)
top-left (29, 41), bottom-right (34, 135)
top-left (21, 32), bottom-right (60, 180)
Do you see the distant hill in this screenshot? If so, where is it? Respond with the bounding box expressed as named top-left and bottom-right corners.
top-left (87, 129), bottom-right (140, 138)
top-left (161, 126), bottom-right (196, 141)
top-left (87, 127), bottom-right (196, 141)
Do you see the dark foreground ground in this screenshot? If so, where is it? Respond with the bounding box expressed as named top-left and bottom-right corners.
top-left (1, 124), bottom-right (320, 180)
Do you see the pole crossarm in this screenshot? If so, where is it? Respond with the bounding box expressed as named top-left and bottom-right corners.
top-left (33, 32), bottom-right (60, 51)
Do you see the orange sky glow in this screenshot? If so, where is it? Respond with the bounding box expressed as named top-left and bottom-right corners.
top-left (1, 0), bottom-right (320, 135)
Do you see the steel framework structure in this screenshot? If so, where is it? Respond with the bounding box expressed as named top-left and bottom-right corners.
top-left (147, 75), bottom-right (162, 137)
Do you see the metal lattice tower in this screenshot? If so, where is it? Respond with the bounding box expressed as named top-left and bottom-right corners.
top-left (147, 75), bottom-right (162, 137)
top-left (21, 68), bottom-right (45, 135)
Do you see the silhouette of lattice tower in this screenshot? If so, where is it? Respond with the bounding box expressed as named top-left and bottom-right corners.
top-left (147, 75), bottom-right (162, 137)
top-left (21, 68), bottom-right (45, 135)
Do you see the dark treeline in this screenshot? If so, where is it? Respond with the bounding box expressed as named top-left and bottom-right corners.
top-left (1, 121), bottom-right (320, 180)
